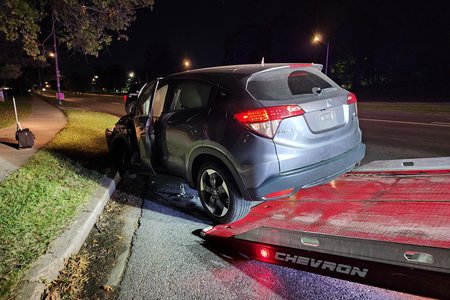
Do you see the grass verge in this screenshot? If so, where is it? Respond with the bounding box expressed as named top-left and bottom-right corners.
top-left (0, 111), bottom-right (117, 299)
top-left (46, 111), bottom-right (118, 171)
top-left (358, 102), bottom-right (450, 115)
top-left (0, 97), bottom-right (32, 129)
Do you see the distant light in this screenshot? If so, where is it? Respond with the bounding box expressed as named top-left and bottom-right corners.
top-left (94, 75), bottom-right (99, 79)
top-left (183, 59), bottom-right (191, 69)
top-left (259, 248), bottom-right (270, 259)
top-left (48, 52), bottom-right (55, 58)
top-left (129, 72), bottom-right (135, 78)
top-left (313, 34), bottom-right (322, 43)
top-left (42, 88), bottom-right (46, 91)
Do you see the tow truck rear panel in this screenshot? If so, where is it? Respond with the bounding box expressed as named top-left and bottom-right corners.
top-left (200, 157), bottom-right (450, 298)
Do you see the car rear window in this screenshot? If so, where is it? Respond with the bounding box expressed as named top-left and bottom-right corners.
top-left (245, 69), bottom-right (332, 101)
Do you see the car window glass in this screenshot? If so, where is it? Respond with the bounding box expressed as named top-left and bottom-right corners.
top-left (245, 69), bottom-right (333, 101)
top-left (136, 81), bottom-right (155, 116)
top-left (287, 71), bottom-right (332, 95)
top-left (170, 81), bottom-right (212, 110)
top-left (153, 84), bottom-right (168, 120)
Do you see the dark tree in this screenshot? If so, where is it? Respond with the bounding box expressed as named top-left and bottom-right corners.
top-left (95, 64), bottom-right (127, 92)
top-left (0, 0), bottom-right (154, 58)
top-left (144, 42), bottom-right (182, 79)
top-left (64, 72), bottom-right (90, 93)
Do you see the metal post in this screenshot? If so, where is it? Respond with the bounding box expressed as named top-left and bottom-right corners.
top-left (52, 9), bottom-right (62, 105)
top-left (38, 68), bottom-right (43, 95)
top-left (325, 42), bottom-right (330, 76)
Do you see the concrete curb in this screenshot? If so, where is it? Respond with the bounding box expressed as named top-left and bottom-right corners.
top-left (16, 172), bottom-right (121, 300)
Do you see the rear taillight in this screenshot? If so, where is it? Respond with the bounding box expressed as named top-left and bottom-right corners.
top-left (123, 95), bottom-right (128, 102)
top-left (234, 105), bottom-right (304, 138)
top-left (347, 92), bottom-right (357, 104)
top-left (347, 92), bottom-right (358, 115)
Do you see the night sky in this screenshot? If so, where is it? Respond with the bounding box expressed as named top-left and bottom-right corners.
top-left (60, 0), bottom-right (450, 81)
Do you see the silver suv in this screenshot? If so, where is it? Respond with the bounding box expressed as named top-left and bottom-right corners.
top-left (106, 63), bottom-right (365, 223)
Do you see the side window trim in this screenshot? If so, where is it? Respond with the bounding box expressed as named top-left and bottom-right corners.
top-left (150, 78), bottom-right (161, 116)
top-left (152, 82), bottom-right (169, 121)
top-left (135, 81), bottom-right (156, 116)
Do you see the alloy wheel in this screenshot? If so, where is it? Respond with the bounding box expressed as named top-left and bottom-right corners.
top-left (199, 169), bottom-right (230, 217)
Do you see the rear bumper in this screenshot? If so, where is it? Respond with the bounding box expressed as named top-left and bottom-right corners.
top-left (247, 143), bottom-right (366, 200)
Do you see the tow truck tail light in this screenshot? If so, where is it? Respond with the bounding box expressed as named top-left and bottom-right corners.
top-left (259, 247), bottom-right (271, 259)
top-left (123, 95), bottom-right (128, 102)
top-left (234, 105), bottom-right (304, 138)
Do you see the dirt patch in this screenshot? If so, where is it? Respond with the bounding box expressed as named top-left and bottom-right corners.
top-left (43, 176), bottom-right (146, 299)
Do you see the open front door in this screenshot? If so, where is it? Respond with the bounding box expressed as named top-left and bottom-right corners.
top-left (133, 80), bottom-right (157, 173)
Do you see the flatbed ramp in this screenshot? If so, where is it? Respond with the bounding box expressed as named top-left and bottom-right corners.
top-left (201, 158), bottom-right (450, 298)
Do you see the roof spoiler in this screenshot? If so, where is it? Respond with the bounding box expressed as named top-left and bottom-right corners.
top-left (289, 63), bottom-right (323, 71)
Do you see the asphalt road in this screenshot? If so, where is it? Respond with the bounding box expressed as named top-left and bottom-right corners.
top-left (42, 91), bottom-right (126, 116)
top-left (359, 110), bottom-right (450, 163)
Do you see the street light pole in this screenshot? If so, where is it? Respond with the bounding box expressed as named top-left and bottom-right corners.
top-left (313, 34), bottom-right (330, 76)
top-left (52, 9), bottom-right (62, 105)
top-left (37, 67), bottom-right (43, 95)
top-left (325, 41), bottom-right (330, 76)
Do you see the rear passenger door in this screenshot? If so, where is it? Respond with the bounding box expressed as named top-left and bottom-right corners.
top-left (155, 79), bottom-right (214, 177)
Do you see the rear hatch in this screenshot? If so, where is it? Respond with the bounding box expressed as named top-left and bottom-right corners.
top-left (239, 64), bottom-right (361, 172)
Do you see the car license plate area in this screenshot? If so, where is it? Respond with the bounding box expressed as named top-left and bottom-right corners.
top-left (319, 110), bottom-right (338, 128)
top-left (320, 112), bottom-right (335, 122)
top-left (303, 107), bottom-right (345, 133)
top-left (304, 106), bottom-right (346, 133)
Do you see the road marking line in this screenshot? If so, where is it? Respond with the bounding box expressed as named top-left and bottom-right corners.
top-left (432, 121), bottom-right (450, 125)
top-left (359, 118), bottom-right (450, 128)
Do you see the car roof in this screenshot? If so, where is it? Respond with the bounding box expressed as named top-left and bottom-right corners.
top-left (167, 63), bottom-right (322, 79)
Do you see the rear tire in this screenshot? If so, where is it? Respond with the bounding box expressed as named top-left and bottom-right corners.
top-left (197, 162), bottom-right (251, 224)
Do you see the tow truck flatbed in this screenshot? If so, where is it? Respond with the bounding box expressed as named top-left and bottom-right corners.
top-left (200, 157), bottom-right (450, 298)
